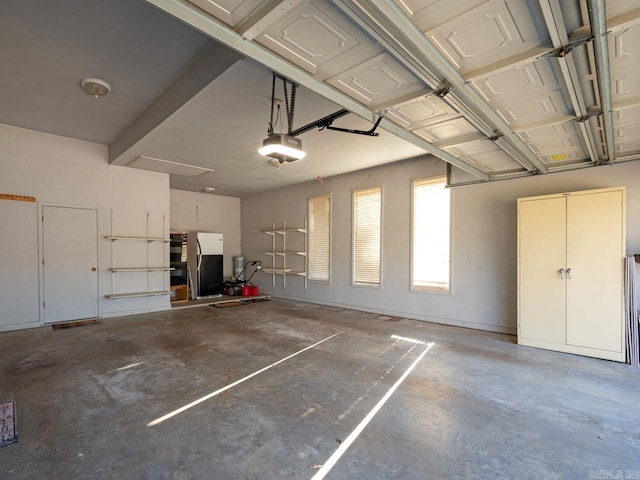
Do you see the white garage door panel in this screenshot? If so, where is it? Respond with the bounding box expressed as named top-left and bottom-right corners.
top-left (386, 95), bottom-right (458, 130)
top-left (427, 0), bottom-right (547, 72)
top-left (257, 0), bottom-right (379, 78)
top-left (413, 117), bottom-right (479, 143)
top-left (471, 59), bottom-right (560, 105)
top-left (188, 0), bottom-right (263, 27)
top-left (400, 0), bottom-right (484, 33)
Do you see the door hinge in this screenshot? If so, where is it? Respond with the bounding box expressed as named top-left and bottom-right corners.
top-left (42, 258), bottom-right (45, 265)
top-left (42, 215), bottom-right (44, 222)
top-left (43, 302), bottom-right (45, 308)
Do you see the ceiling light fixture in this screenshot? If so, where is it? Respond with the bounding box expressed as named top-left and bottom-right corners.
top-left (202, 187), bottom-right (216, 194)
top-left (259, 134), bottom-right (306, 162)
top-left (80, 78), bottom-right (111, 98)
top-left (257, 73), bottom-right (384, 166)
top-left (258, 74), bottom-right (306, 164)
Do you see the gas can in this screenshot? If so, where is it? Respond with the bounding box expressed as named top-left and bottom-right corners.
top-left (241, 285), bottom-right (251, 296)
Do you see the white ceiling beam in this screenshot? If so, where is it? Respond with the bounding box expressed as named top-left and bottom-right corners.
top-left (338, 0), bottom-right (549, 174)
top-left (511, 115), bottom-right (577, 133)
top-left (145, 0), bottom-right (490, 180)
top-left (589, 0), bottom-right (615, 163)
top-left (462, 28), bottom-right (592, 82)
top-left (462, 46), bottom-right (554, 82)
top-left (546, 161), bottom-right (597, 173)
top-left (613, 96), bottom-right (640, 110)
top-left (617, 153), bottom-right (640, 163)
top-left (608, 6), bottom-right (640, 33)
top-left (109, 41), bottom-right (244, 164)
top-left (538, 0), bottom-right (599, 164)
top-left (236, 0), bottom-right (306, 40)
top-left (371, 88), bottom-right (436, 111)
top-left (433, 133), bottom-right (488, 150)
top-left (589, 96), bottom-right (640, 114)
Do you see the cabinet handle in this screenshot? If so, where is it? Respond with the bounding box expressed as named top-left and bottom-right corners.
top-left (567, 267), bottom-right (572, 279)
top-left (559, 268), bottom-right (565, 279)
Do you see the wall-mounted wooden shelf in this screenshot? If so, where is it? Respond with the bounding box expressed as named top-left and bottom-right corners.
top-left (110, 267), bottom-right (173, 272)
top-left (105, 236), bottom-right (169, 242)
top-left (105, 214), bottom-right (170, 300)
top-left (262, 220), bottom-right (307, 289)
top-left (262, 268), bottom-right (292, 274)
top-left (105, 290), bottom-right (169, 299)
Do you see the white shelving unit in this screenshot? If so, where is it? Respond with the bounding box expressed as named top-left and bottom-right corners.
top-left (105, 214), bottom-right (171, 299)
top-left (263, 220), bottom-right (307, 289)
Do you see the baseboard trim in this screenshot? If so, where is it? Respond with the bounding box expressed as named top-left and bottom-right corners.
top-left (268, 294), bottom-right (516, 336)
top-left (101, 305), bottom-right (171, 319)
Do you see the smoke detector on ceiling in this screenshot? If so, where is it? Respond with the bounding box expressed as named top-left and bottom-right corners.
top-left (80, 78), bottom-right (111, 98)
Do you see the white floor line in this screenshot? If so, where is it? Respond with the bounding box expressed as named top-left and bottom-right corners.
top-left (310, 342), bottom-right (434, 480)
top-left (111, 362), bottom-right (146, 372)
top-left (147, 330), bottom-right (345, 427)
top-left (390, 335), bottom-right (427, 345)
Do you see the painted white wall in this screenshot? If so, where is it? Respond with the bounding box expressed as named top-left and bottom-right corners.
top-left (0, 124), bottom-right (171, 331)
top-left (241, 156), bottom-right (640, 335)
top-left (170, 189), bottom-right (241, 278)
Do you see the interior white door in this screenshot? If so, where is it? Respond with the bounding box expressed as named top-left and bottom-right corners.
top-left (42, 206), bottom-right (98, 323)
top-left (566, 191), bottom-right (624, 352)
top-left (518, 196), bottom-right (567, 344)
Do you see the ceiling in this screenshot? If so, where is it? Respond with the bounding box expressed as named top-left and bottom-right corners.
top-left (2, 0), bottom-right (639, 196)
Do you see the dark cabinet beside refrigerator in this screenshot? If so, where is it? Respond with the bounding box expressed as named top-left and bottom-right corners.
top-left (169, 233), bottom-right (188, 286)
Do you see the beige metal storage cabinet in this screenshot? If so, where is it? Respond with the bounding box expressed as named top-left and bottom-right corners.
top-left (517, 187), bottom-right (626, 362)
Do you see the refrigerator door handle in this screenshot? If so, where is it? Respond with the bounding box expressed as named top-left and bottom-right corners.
top-left (197, 239), bottom-right (203, 271)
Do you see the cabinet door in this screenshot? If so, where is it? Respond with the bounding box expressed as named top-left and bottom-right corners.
top-left (518, 197), bottom-right (567, 344)
top-left (566, 191), bottom-right (624, 352)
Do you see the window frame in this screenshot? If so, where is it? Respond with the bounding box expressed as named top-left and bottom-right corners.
top-left (307, 193), bottom-right (332, 284)
top-left (351, 184), bottom-right (383, 289)
top-left (410, 175), bottom-right (452, 295)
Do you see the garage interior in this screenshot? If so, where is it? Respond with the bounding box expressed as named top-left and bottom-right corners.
top-left (1, 0), bottom-right (640, 478)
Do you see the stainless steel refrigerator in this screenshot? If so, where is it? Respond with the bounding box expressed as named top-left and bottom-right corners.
top-left (187, 232), bottom-right (223, 299)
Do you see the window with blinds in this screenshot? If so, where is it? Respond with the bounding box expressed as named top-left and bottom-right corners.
top-left (308, 194), bottom-right (331, 282)
top-left (353, 186), bottom-right (382, 286)
top-left (412, 177), bottom-right (450, 292)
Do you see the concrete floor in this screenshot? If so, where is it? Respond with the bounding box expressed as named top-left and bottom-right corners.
top-left (0, 299), bottom-right (638, 480)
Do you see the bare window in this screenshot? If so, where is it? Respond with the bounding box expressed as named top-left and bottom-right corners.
top-left (412, 177), bottom-right (450, 292)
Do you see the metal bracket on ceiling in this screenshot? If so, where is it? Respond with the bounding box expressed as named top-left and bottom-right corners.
top-left (430, 81), bottom-right (453, 98)
top-left (289, 109), bottom-right (386, 138)
top-left (544, 35), bottom-right (594, 58)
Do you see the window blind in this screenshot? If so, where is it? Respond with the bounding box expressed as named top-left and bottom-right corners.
top-left (308, 194), bottom-right (331, 282)
top-left (412, 177), bottom-right (450, 291)
top-left (353, 186), bottom-right (381, 286)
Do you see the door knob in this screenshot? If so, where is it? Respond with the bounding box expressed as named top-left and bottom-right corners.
top-left (559, 268), bottom-right (565, 279)
top-left (91, 267), bottom-right (97, 272)
top-left (567, 267), bottom-right (572, 279)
